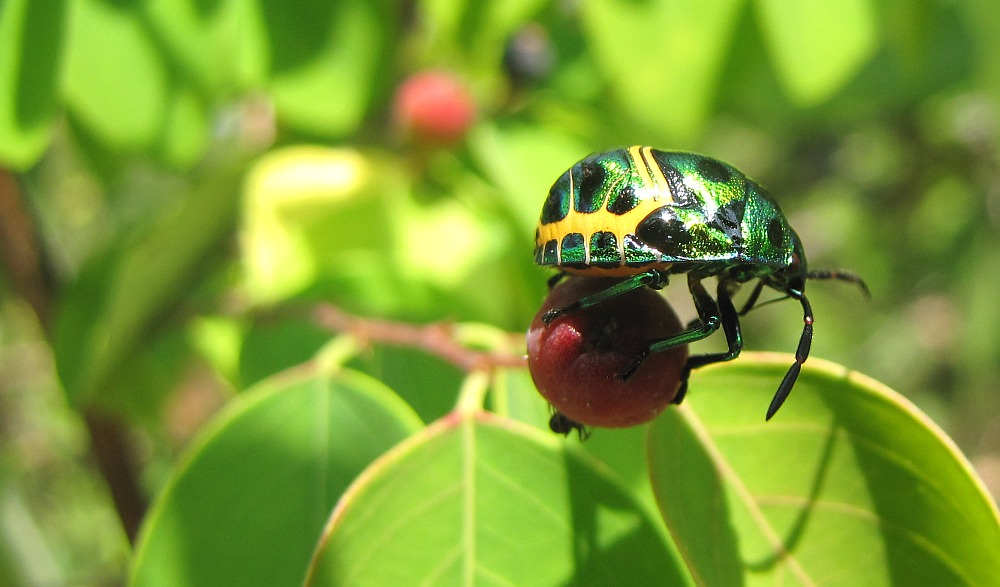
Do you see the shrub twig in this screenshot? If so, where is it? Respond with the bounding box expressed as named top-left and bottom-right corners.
top-left (312, 303), bottom-right (527, 372)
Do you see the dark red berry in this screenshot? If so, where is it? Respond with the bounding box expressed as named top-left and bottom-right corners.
top-left (527, 276), bottom-right (688, 428)
top-left (393, 71), bottom-right (476, 146)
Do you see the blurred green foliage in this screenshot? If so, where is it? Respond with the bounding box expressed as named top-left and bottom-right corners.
top-left (2, 0), bottom-right (1000, 584)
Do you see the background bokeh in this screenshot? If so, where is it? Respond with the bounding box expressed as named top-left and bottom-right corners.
top-left (1, 0), bottom-right (999, 583)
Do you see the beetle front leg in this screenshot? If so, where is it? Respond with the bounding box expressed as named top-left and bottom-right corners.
top-left (541, 268), bottom-right (666, 325)
top-left (765, 293), bottom-right (814, 420)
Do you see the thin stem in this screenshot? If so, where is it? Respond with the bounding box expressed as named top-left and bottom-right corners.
top-left (312, 303), bottom-right (527, 372)
top-left (0, 170), bottom-right (56, 329)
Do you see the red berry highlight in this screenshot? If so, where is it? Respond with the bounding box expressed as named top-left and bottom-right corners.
top-left (527, 277), bottom-right (688, 428)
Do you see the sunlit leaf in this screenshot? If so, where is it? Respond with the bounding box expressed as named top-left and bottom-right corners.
top-left (469, 122), bottom-right (587, 233)
top-left (62, 0), bottom-right (168, 151)
top-left (130, 368), bottom-right (423, 587)
top-left (144, 0), bottom-right (265, 95)
top-left (240, 146), bottom-right (389, 304)
top-left (240, 145), bottom-right (516, 322)
top-left (307, 412), bottom-right (690, 586)
top-left (0, 0), bottom-right (67, 169)
top-left (580, 0), bottom-right (745, 141)
top-left (153, 84), bottom-right (209, 169)
top-left (649, 353), bottom-right (1000, 586)
top-left (263, 0), bottom-right (397, 136)
top-left (755, 0), bottom-right (878, 106)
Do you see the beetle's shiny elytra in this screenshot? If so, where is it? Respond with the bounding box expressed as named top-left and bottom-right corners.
top-left (534, 145), bottom-right (797, 279)
top-left (534, 146), bottom-right (867, 427)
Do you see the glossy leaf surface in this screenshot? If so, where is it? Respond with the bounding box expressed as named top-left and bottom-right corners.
top-left (649, 353), bottom-right (1000, 586)
top-left (130, 368), bottom-right (422, 586)
top-left (307, 412), bottom-right (689, 587)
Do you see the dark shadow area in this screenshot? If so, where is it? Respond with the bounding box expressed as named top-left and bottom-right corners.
top-left (562, 447), bottom-right (691, 586)
top-left (16, 2), bottom-right (65, 129)
top-left (260, 0), bottom-right (338, 73)
top-left (744, 420), bottom-right (838, 572)
top-left (823, 388), bottom-right (973, 586)
top-left (647, 411), bottom-right (745, 586)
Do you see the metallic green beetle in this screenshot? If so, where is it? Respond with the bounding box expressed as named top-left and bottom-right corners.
top-left (535, 146), bottom-right (867, 423)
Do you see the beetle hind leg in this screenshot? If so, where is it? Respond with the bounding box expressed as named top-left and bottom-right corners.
top-left (670, 280), bottom-right (744, 404)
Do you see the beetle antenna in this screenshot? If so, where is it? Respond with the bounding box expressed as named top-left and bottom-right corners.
top-left (807, 270), bottom-right (870, 297)
top-left (738, 280), bottom-right (767, 315)
top-left (766, 293), bottom-right (813, 420)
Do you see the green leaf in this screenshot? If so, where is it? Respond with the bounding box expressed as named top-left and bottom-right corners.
top-left (755, 0), bottom-right (878, 106)
top-left (62, 0), bottom-right (168, 152)
top-left (130, 368), bottom-right (423, 587)
top-left (144, 0), bottom-right (266, 95)
top-left (239, 316), bottom-right (331, 388)
top-left (54, 154), bottom-right (249, 407)
top-left (263, 0), bottom-right (396, 137)
top-left (239, 145), bottom-right (397, 305)
top-left (307, 412), bottom-right (690, 586)
top-left (469, 122), bottom-right (588, 233)
top-left (649, 353), bottom-right (1000, 586)
top-left (353, 345), bottom-right (465, 425)
top-left (153, 84), bottom-right (210, 169)
top-left (580, 0), bottom-right (745, 141)
top-left (0, 0), bottom-right (67, 169)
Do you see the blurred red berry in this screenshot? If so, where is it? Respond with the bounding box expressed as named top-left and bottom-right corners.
top-left (393, 71), bottom-right (476, 146)
top-left (527, 277), bottom-right (688, 428)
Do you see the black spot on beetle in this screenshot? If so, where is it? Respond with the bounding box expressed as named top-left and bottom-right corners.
top-left (541, 171), bottom-right (571, 224)
top-left (588, 231), bottom-right (621, 267)
top-left (607, 184), bottom-right (638, 215)
top-left (542, 239), bottom-right (559, 265)
top-left (649, 151), bottom-right (696, 207)
top-left (711, 199), bottom-right (746, 246)
top-left (767, 217), bottom-right (784, 248)
top-left (575, 161), bottom-right (606, 213)
top-left (559, 232), bottom-right (587, 267)
top-left (636, 207), bottom-right (693, 257)
top-left (623, 234), bottom-right (659, 266)
top-left (696, 156), bottom-right (732, 184)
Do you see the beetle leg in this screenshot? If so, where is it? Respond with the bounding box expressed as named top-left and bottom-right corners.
top-left (541, 268), bottom-right (666, 325)
top-left (765, 293), bottom-right (814, 420)
top-left (620, 274), bottom-right (722, 382)
top-left (548, 409), bottom-right (590, 441)
top-left (670, 281), bottom-right (745, 403)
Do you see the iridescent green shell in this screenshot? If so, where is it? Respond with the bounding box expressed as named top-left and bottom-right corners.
top-left (534, 146), bottom-right (802, 281)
